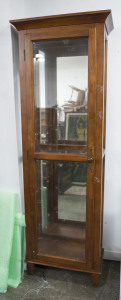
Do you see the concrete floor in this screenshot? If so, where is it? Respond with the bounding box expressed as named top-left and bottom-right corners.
top-left (0, 260), bottom-right (120, 300)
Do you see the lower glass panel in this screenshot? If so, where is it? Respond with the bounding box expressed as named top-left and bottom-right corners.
top-left (36, 160), bottom-right (87, 260)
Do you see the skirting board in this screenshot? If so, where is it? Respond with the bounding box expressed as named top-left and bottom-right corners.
top-left (104, 249), bottom-right (121, 261)
top-left (120, 262), bottom-right (121, 300)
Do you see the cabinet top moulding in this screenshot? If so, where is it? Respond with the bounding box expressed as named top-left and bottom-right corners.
top-left (9, 9), bottom-right (113, 35)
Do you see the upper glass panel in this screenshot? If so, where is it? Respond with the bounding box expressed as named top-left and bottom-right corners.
top-left (33, 38), bottom-right (88, 154)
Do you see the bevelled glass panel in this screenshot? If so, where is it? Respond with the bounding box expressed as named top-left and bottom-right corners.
top-left (33, 38), bottom-right (88, 154)
top-left (36, 160), bottom-right (87, 260)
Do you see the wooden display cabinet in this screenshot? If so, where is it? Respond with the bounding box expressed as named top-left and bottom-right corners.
top-left (10, 10), bottom-right (113, 285)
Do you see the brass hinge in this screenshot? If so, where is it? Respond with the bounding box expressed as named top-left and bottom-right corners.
top-left (24, 49), bottom-right (25, 61)
top-left (90, 146), bottom-right (93, 173)
top-left (90, 146), bottom-right (92, 158)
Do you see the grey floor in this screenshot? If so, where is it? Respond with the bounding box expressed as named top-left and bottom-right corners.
top-left (0, 260), bottom-right (120, 300)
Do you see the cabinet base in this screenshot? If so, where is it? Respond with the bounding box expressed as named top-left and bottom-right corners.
top-left (26, 261), bottom-right (101, 286)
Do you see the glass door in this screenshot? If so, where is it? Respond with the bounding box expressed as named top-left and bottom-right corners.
top-left (33, 37), bottom-right (88, 261)
top-left (25, 27), bottom-right (96, 267)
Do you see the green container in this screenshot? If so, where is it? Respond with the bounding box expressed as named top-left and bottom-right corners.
top-left (0, 191), bottom-right (25, 293)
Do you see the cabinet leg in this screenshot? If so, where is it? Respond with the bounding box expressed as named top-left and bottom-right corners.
top-left (92, 274), bottom-right (100, 286)
top-left (27, 262), bottom-right (35, 275)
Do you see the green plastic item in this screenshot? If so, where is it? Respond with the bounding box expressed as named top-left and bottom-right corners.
top-left (0, 191), bottom-right (25, 293)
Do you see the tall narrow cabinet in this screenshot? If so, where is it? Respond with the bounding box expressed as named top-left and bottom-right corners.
top-left (10, 10), bottom-right (113, 285)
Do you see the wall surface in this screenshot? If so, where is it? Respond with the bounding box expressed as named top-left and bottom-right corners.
top-left (0, 0), bottom-right (121, 260)
top-left (0, 2), bottom-right (20, 198)
top-left (0, 0), bottom-right (25, 209)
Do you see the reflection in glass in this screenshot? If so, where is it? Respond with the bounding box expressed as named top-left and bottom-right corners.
top-left (65, 112), bottom-right (87, 141)
top-left (33, 38), bottom-right (88, 154)
top-left (36, 160), bottom-right (87, 260)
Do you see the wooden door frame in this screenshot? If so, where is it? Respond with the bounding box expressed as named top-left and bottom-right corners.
top-left (18, 23), bottom-right (104, 274)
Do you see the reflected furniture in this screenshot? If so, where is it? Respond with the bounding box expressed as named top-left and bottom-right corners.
top-left (10, 10), bottom-right (113, 285)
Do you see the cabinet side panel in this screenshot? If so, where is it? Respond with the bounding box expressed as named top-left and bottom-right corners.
top-left (25, 34), bottom-right (38, 259)
top-left (103, 38), bottom-right (108, 149)
top-left (86, 28), bottom-right (97, 268)
top-left (93, 24), bottom-right (105, 271)
top-left (19, 31), bottom-right (32, 260)
top-left (101, 36), bottom-right (108, 252)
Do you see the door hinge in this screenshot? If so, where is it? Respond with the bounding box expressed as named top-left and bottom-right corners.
top-left (90, 146), bottom-right (93, 173)
top-left (90, 146), bottom-right (92, 158)
top-left (24, 49), bottom-right (25, 61)
top-left (27, 150), bottom-right (28, 160)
